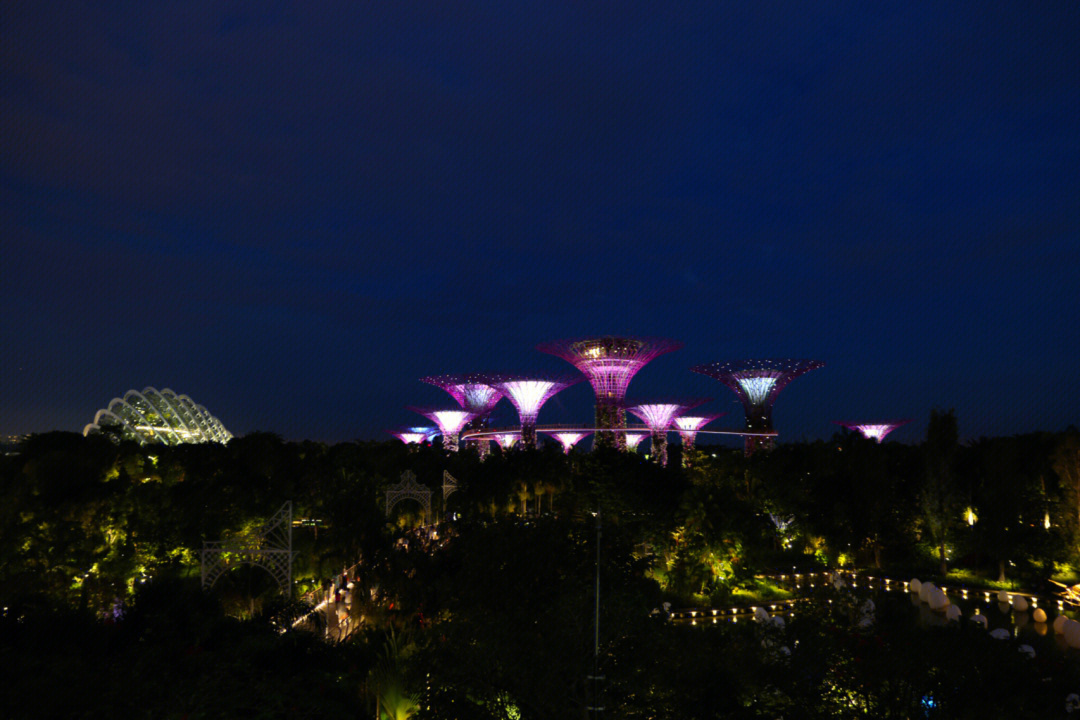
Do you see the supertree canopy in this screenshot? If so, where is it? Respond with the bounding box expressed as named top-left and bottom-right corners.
top-left (691, 359), bottom-right (824, 455)
top-left (84, 387), bottom-right (231, 445)
top-left (492, 432), bottom-right (520, 450)
top-left (628, 398), bottom-right (709, 466)
top-left (419, 374), bottom-right (505, 416)
top-left (407, 407), bottom-right (476, 452)
top-left (834, 420), bottom-right (912, 443)
top-left (537, 336), bottom-right (682, 450)
top-left (546, 430), bottom-right (592, 454)
top-left (387, 429), bottom-right (430, 445)
top-left (624, 431), bottom-right (650, 452)
top-left (484, 373), bottom-right (582, 449)
top-left (674, 412), bottom-right (725, 466)
top-left (407, 426), bottom-right (439, 441)
top-left (419, 373), bottom-right (505, 456)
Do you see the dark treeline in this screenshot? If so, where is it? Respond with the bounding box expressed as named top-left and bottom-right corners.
top-left (2, 417), bottom-right (1080, 718)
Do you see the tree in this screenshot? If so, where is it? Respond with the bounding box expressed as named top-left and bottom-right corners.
top-left (1054, 429), bottom-right (1080, 548)
top-left (922, 409), bottom-right (959, 577)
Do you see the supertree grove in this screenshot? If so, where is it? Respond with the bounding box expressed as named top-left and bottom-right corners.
top-left (627, 398), bottom-right (708, 466)
top-left (537, 336), bottom-right (681, 450)
top-left (420, 374), bottom-right (505, 455)
top-left (406, 407), bottom-right (477, 453)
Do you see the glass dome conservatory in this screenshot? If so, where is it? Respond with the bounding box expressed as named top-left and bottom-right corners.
top-left (83, 387), bottom-right (232, 445)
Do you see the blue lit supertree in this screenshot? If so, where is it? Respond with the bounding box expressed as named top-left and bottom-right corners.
top-left (691, 359), bottom-right (823, 455)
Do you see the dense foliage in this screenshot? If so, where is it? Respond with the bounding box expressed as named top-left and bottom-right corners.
top-left (2, 420), bottom-right (1079, 717)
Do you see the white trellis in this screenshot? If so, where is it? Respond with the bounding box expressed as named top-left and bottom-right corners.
top-left (201, 501), bottom-right (295, 597)
top-left (386, 470), bottom-right (432, 521)
top-left (442, 470), bottom-right (460, 502)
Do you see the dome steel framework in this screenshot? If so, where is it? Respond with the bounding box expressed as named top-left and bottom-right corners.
top-left (84, 387), bottom-right (231, 445)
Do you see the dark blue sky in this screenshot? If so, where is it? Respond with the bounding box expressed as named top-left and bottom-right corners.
top-left (3, 2), bottom-right (1078, 445)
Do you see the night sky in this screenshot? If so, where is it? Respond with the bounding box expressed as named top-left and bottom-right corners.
top-left (3, 2), bottom-right (1078, 445)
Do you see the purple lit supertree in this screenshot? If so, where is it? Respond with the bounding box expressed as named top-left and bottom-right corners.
top-left (386, 428), bottom-right (431, 446)
top-left (420, 374), bottom-right (505, 456)
top-left (673, 412), bottom-right (725, 467)
top-left (537, 336), bottom-right (682, 450)
top-left (834, 420), bottom-right (912, 443)
top-left (546, 430), bottom-right (592, 454)
top-left (492, 432), bottom-right (520, 450)
top-left (691, 359), bottom-right (824, 455)
top-left (484, 373), bottom-right (582, 449)
top-left (627, 398), bottom-right (709, 467)
top-left (407, 407), bottom-right (476, 452)
top-left (624, 431), bottom-right (650, 452)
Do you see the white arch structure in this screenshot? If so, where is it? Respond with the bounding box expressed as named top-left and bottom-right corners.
top-left (442, 470), bottom-right (460, 502)
top-left (386, 470), bottom-right (432, 521)
top-left (201, 502), bottom-right (295, 597)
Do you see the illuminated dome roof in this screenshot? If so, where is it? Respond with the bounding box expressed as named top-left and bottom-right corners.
top-left (83, 387), bottom-right (232, 445)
